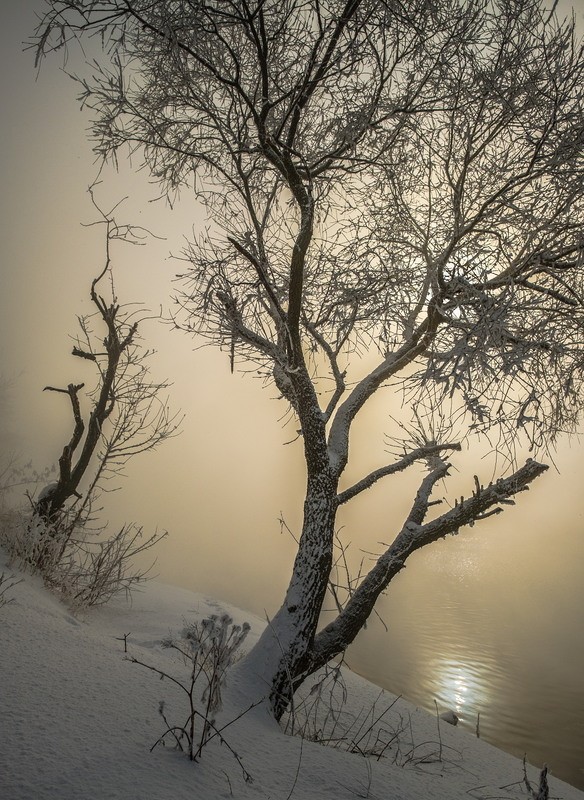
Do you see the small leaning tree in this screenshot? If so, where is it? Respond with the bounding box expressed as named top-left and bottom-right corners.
top-left (33, 0), bottom-right (584, 718)
top-left (35, 192), bottom-right (180, 541)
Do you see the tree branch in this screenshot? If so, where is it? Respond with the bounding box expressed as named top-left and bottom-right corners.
top-left (327, 306), bottom-right (443, 476)
top-left (309, 458), bottom-right (548, 671)
top-left (336, 442), bottom-right (461, 506)
top-left (42, 382), bottom-right (86, 489)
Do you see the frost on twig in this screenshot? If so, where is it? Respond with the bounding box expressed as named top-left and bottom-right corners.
top-left (523, 757), bottom-right (550, 800)
top-left (129, 613), bottom-right (255, 782)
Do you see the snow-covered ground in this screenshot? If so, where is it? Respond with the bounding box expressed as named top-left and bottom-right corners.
top-left (1, 546), bottom-right (582, 800)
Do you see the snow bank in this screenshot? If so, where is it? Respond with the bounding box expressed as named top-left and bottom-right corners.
top-left (1, 547), bottom-right (582, 800)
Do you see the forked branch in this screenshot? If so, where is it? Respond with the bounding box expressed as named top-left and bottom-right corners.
top-left (309, 458), bottom-right (548, 671)
top-left (336, 442), bottom-right (462, 506)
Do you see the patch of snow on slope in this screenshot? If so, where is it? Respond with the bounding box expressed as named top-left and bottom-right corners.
top-left (1, 546), bottom-right (582, 800)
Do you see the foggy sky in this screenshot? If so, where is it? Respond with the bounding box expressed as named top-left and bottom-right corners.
top-left (1, 0), bottom-right (583, 626)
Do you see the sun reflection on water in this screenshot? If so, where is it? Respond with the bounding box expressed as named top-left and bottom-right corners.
top-left (428, 658), bottom-right (493, 723)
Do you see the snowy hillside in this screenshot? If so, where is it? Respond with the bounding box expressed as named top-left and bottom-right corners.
top-left (1, 546), bottom-right (582, 800)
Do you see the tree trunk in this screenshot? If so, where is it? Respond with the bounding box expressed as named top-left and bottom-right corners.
top-left (239, 467), bottom-right (338, 719)
top-left (237, 458), bottom-right (548, 721)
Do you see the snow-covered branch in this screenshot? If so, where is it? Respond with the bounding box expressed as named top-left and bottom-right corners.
top-left (327, 308), bottom-right (442, 475)
top-left (310, 458), bottom-right (548, 671)
top-left (336, 442), bottom-right (461, 506)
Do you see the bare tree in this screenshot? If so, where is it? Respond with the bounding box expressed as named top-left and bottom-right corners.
top-left (33, 0), bottom-right (584, 718)
top-left (35, 191), bottom-right (181, 534)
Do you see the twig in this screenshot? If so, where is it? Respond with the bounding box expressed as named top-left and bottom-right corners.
top-left (116, 632), bottom-right (131, 653)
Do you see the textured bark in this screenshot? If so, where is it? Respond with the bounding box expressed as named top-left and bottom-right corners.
top-left (244, 364), bottom-right (339, 717)
top-left (268, 470), bottom-right (338, 718)
top-left (35, 327), bottom-right (129, 523)
top-left (236, 468), bottom-right (337, 710)
top-left (307, 458), bottom-right (549, 675)
top-left (240, 457), bottom-right (548, 719)
top-left (36, 382), bottom-right (86, 520)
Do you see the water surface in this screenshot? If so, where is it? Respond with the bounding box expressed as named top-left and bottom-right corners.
top-left (346, 529), bottom-right (584, 790)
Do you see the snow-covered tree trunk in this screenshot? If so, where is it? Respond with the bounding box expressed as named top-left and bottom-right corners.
top-left (240, 360), bottom-right (341, 716)
top-left (242, 467), bottom-right (338, 718)
top-left (238, 456), bottom-right (548, 720)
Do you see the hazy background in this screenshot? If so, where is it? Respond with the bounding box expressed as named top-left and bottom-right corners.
top-left (1, 0), bottom-right (582, 638)
top-left (1, 1), bottom-right (584, 784)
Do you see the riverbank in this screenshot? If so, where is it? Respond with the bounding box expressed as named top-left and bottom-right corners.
top-left (1, 548), bottom-right (582, 800)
